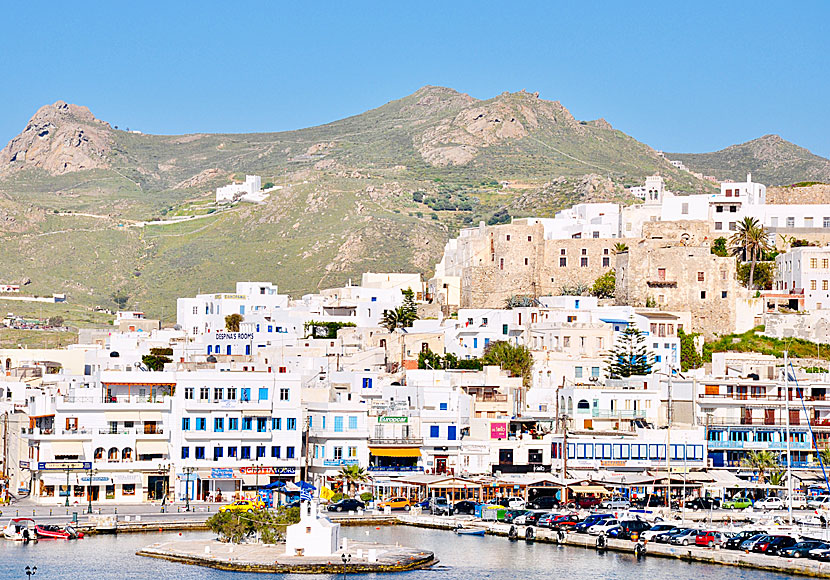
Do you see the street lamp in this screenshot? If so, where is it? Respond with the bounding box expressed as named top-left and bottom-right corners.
top-left (341, 552), bottom-right (351, 580)
top-left (157, 462), bottom-right (169, 509)
top-left (87, 465), bottom-right (97, 514)
top-left (184, 466), bottom-right (195, 512)
top-left (65, 468), bottom-right (70, 507)
top-left (25, 566), bottom-right (36, 578)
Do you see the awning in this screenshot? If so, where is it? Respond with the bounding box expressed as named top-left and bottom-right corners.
top-left (140, 411), bottom-right (162, 421)
top-left (50, 441), bottom-right (84, 456)
top-left (29, 414), bottom-right (55, 419)
top-left (135, 440), bottom-right (168, 455)
top-left (242, 410), bottom-right (272, 416)
top-left (105, 411), bottom-right (141, 422)
top-left (569, 485), bottom-right (611, 494)
top-left (369, 447), bottom-right (421, 458)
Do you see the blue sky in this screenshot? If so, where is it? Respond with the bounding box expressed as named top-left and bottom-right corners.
top-left (2, 1), bottom-right (829, 156)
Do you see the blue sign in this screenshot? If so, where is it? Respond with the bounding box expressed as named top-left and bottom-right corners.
top-left (211, 468), bottom-right (234, 479)
top-left (38, 461), bottom-right (92, 471)
top-left (323, 460), bottom-right (359, 467)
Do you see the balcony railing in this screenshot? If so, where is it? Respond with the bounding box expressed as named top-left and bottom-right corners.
top-left (699, 393), bottom-right (827, 402)
top-left (368, 437), bottom-right (424, 446)
top-left (589, 410), bottom-right (648, 419)
top-left (367, 466), bottom-right (424, 472)
top-left (705, 417), bottom-right (830, 427)
top-left (63, 395), bottom-right (170, 405)
top-left (706, 440), bottom-right (813, 450)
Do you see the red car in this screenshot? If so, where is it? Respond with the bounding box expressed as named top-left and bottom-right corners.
top-left (551, 515), bottom-right (581, 530)
top-left (695, 530), bottom-right (725, 547)
top-left (575, 497), bottom-right (602, 509)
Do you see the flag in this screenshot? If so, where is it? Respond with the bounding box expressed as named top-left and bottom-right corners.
top-left (300, 489), bottom-right (313, 501)
top-left (320, 486), bottom-right (335, 501)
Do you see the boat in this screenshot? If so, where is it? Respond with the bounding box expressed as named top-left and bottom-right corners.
top-left (35, 524), bottom-right (84, 540)
top-left (454, 526), bottom-right (486, 536)
top-left (3, 518), bottom-right (37, 542)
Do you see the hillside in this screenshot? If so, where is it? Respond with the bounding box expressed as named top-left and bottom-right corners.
top-left (0, 86), bottom-right (715, 322)
top-left (670, 134), bottom-right (830, 186)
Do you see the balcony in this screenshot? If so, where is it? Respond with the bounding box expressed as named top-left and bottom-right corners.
top-left (706, 440), bottom-right (813, 450)
top-left (590, 410), bottom-right (647, 419)
top-left (646, 280), bottom-right (677, 288)
top-left (368, 437), bottom-right (424, 446)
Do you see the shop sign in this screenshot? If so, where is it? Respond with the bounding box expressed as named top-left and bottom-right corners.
top-left (600, 460), bottom-right (626, 467)
top-left (19, 461), bottom-right (30, 469)
top-left (490, 422), bottom-right (507, 440)
top-left (211, 468), bottom-right (235, 479)
top-left (215, 332), bottom-right (254, 340)
top-left (80, 476), bottom-right (110, 483)
top-left (238, 466), bottom-right (296, 476)
top-left (37, 461), bottom-right (92, 471)
top-left (323, 460), bottom-right (359, 466)
top-left (113, 473), bottom-right (141, 484)
top-left (378, 416), bottom-right (408, 424)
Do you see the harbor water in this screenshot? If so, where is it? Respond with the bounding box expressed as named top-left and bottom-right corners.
top-left (0, 525), bottom-right (799, 579)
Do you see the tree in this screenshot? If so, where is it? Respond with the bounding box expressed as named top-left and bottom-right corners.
top-left (613, 242), bottom-right (628, 254)
top-left (47, 316), bottom-right (64, 328)
top-left (482, 341), bottom-right (533, 388)
top-left (111, 290), bottom-right (129, 310)
top-left (605, 323), bottom-right (655, 378)
top-left (677, 328), bottom-right (702, 372)
top-left (142, 347), bottom-right (173, 371)
top-left (767, 470), bottom-right (786, 487)
top-left (590, 270), bottom-right (616, 299)
top-left (729, 217), bottom-right (771, 290)
top-left (711, 237), bottom-right (728, 257)
top-left (339, 464), bottom-right (368, 497)
top-left (740, 450), bottom-right (778, 485)
top-left (225, 313), bottom-right (243, 332)
top-left (206, 505), bottom-right (299, 544)
top-left (504, 295), bottom-right (537, 309)
top-left (380, 307), bottom-right (405, 331)
top-left (401, 288), bottom-right (418, 326)
top-left (820, 448), bottom-right (830, 467)
top-left (737, 262), bottom-right (774, 290)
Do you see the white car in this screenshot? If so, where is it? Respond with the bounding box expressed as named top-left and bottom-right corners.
top-left (588, 519), bottom-right (619, 535)
top-left (807, 495), bottom-right (830, 510)
top-left (640, 523), bottom-right (678, 542)
top-left (754, 497), bottom-right (784, 510)
top-left (505, 497), bottom-right (526, 509)
top-left (787, 494), bottom-right (808, 510)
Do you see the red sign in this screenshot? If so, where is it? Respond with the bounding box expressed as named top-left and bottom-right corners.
top-left (490, 422), bottom-right (507, 440)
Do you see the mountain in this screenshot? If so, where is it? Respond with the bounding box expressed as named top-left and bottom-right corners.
top-left (669, 135), bottom-right (830, 186)
top-left (0, 86), bottom-right (714, 321)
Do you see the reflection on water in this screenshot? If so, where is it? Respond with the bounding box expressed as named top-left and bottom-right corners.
top-left (0, 526), bottom-right (796, 580)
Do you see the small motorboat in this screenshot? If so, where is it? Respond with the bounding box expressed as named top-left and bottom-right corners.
top-left (3, 518), bottom-right (37, 542)
top-left (454, 525), bottom-right (486, 536)
top-left (35, 524), bottom-right (84, 540)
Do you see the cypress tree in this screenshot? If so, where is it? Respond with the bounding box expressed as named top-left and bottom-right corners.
top-left (605, 323), bottom-right (655, 378)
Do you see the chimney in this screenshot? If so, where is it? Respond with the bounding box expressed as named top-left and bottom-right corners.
top-left (747, 173), bottom-right (752, 183)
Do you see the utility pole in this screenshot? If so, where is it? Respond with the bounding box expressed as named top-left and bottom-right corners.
top-left (666, 372), bottom-right (672, 512)
top-left (785, 350), bottom-right (793, 525)
top-left (561, 413), bottom-right (569, 506)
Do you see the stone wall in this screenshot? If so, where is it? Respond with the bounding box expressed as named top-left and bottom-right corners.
top-left (768, 184), bottom-right (830, 205)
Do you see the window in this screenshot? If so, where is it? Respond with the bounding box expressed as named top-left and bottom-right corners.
top-left (279, 388), bottom-right (290, 401)
top-left (560, 257), bottom-right (567, 267)
top-left (362, 377), bottom-right (372, 389)
top-left (811, 258), bottom-right (818, 269)
top-left (256, 446), bottom-right (266, 459)
top-left (214, 447), bottom-right (223, 460)
top-left (439, 402), bottom-right (448, 411)
top-left (240, 446), bottom-right (251, 459)
top-left (348, 416), bottom-right (358, 430)
top-left (195, 417), bottom-right (206, 431)
top-left (811, 280), bottom-right (817, 290)
top-left (271, 446), bottom-right (281, 458)
top-left (227, 388), bottom-right (237, 400)
top-left (430, 425), bottom-right (440, 438)
top-left (824, 259), bottom-right (829, 269)
top-left (697, 271), bottom-right (704, 282)
top-left (657, 268), bottom-right (666, 280)
top-left (787, 217), bottom-right (795, 228)
top-left (122, 484), bottom-right (136, 496)
top-left (591, 366), bottom-right (600, 377)
top-left (200, 387), bottom-right (209, 400)
top-left (503, 324), bottom-right (508, 335)
top-left (716, 205), bottom-right (724, 213)
top-left (286, 446), bottom-right (295, 459)
top-left (700, 291), bottom-right (706, 299)
top-left (499, 258), bottom-right (504, 270)
top-left (181, 447), bottom-right (189, 459)
top-left (580, 257), bottom-right (588, 267)
top-left (242, 417), bottom-right (252, 431)
top-left (334, 416), bottom-right (344, 432)
top-left (184, 387), bottom-right (194, 400)
top-left (722, 291), bottom-right (728, 298)
top-left (195, 446), bottom-right (205, 460)
top-left (681, 203), bottom-right (689, 215)
top-left (214, 387), bottom-right (223, 400)
top-left (258, 387), bottom-right (269, 401)
top-left (182, 417), bottom-right (190, 431)
top-left (824, 280), bottom-right (828, 291)
top-left (257, 417), bottom-right (267, 432)
top-left (228, 417), bottom-right (238, 430)
top-left (214, 417), bottom-right (224, 432)
top-left (506, 234), bottom-right (511, 241)
top-left (241, 388), bottom-right (251, 402)
top-left (825, 217), bottom-right (830, 228)
top-left (715, 222), bottom-right (722, 230)
top-left (730, 205), bottom-right (737, 213)
top-left (287, 418), bottom-right (297, 430)
top-left (728, 222), bottom-right (737, 231)
top-left (575, 367), bottom-right (583, 379)
top-left (560, 248), bottom-right (566, 255)
top-left (448, 426), bottom-right (457, 440)
top-left (524, 257), bottom-right (529, 266)
top-left (228, 446), bottom-right (237, 458)
top-left (348, 446), bottom-right (357, 457)
top-left (806, 217), bottom-right (814, 227)
top-left (272, 418), bottom-right (282, 430)
top-left (602, 257), bottom-right (610, 267)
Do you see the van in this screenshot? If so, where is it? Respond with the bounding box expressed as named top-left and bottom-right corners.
top-left (786, 494), bottom-right (807, 510)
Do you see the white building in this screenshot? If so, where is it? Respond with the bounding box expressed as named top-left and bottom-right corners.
top-left (775, 246), bottom-right (830, 310)
top-left (216, 175), bottom-right (264, 203)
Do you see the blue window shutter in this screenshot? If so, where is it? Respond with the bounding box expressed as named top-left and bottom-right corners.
top-left (334, 416), bottom-right (344, 432)
top-left (258, 387), bottom-right (268, 401)
top-left (430, 425), bottom-right (439, 438)
top-left (448, 426), bottom-right (457, 440)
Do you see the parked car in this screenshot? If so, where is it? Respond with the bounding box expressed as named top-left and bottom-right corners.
top-left (632, 496), bottom-right (666, 508)
top-left (807, 543), bottom-right (830, 559)
top-left (722, 496), bottom-right (754, 509)
top-left (786, 494), bottom-right (808, 510)
top-left (551, 515), bottom-right (582, 531)
top-left (616, 520), bottom-right (652, 540)
top-left (696, 530), bottom-right (727, 547)
top-left (753, 535), bottom-right (797, 555)
top-left (780, 540), bottom-right (827, 558)
top-left (686, 497), bottom-right (721, 511)
top-left (428, 497), bottom-right (452, 516)
top-left (740, 534), bottom-right (772, 551)
top-left (377, 497), bottom-right (411, 511)
top-left (537, 512), bottom-right (560, 528)
top-left (503, 509), bottom-right (529, 524)
top-left (724, 530), bottom-right (766, 550)
top-left (640, 524), bottom-right (678, 542)
top-left (528, 496), bottom-right (560, 510)
top-left (219, 499), bottom-right (265, 513)
top-left (575, 513), bottom-right (614, 533)
top-left (655, 528), bottom-right (689, 544)
top-left (453, 500), bottom-right (479, 515)
top-left (600, 497), bottom-right (631, 510)
top-left (588, 519), bottom-right (620, 535)
top-left (807, 495), bottom-right (830, 510)
top-left (754, 496), bottom-right (784, 510)
top-left (492, 496), bottom-right (526, 509)
top-left (813, 548), bottom-right (830, 562)
top-left (327, 498), bottom-right (366, 512)
top-left (521, 511), bottom-right (548, 526)
top-left (574, 497), bottom-right (602, 509)
top-left (670, 529), bottom-right (701, 546)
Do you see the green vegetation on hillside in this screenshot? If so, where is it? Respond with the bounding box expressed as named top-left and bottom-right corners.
top-left (703, 327), bottom-right (830, 362)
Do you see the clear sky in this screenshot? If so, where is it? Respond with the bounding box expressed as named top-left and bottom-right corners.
top-left (2, 1), bottom-right (829, 156)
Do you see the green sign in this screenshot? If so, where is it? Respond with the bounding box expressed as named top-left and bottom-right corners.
top-left (378, 416), bottom-right (408, 424)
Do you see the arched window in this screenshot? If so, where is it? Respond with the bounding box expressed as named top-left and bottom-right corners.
top-left (577, 399), bottom-right (590, 413)
top-left (94, 447), bottom-right (104, 460)
top-left (108, 447), bottom-right (119, 462)
top-left (567, 397), bottom-right (573, 414)
top-left (122, 447), bottom-right (133, 461)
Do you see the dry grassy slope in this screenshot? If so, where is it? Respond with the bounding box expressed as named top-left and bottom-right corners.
top-left (0, 86), bottom-right (718, 319)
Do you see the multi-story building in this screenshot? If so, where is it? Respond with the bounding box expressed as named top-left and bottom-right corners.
top-left (306, 400), bottom-right (370, 488)
top-left (775, 246), bottom-right (830, 310)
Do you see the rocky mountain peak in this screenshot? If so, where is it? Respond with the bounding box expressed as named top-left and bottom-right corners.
top-left (0, 101), bottom-right (113, 175)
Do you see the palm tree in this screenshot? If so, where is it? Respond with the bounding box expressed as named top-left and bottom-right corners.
top-left (613, 242), bottom-right (629, 254)
top-left (729, 217), bottom-right (771, 290)
top-left (380, 307), bottom-right (404, 331)
top-left (740, 450), bottom-right (778, 485)
top-left (339, 464), bottom-right (368, 497)
top-left (819, 448), bottom-right (830, 467)
top-left (767, 470), bottom-right (786, 487)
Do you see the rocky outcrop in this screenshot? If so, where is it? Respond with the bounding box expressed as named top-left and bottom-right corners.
top-left (0, 101), bottom-right (113, 175)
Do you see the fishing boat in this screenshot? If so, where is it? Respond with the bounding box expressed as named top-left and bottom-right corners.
top-left (454, 525), bottom-right (486, 536)
top-left (35, 524), bottom-right (84, 540)
top-left (3, 518), bottom-right (37, 542)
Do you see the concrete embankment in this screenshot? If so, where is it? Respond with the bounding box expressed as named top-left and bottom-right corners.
top-left (399, 515), bottom-right (830, 579)
top-left (137, 538), bottom-right (435, 573)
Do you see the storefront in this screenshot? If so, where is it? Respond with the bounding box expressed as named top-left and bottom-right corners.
top-left (37, 470), bottom-right (143, 504)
